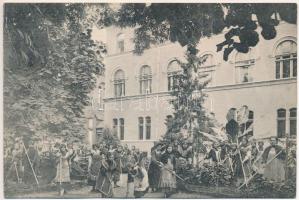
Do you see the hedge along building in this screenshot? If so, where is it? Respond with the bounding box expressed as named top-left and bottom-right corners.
top-left (99, 21), bottom-right (297, 153)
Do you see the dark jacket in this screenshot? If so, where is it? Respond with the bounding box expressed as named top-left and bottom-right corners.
top-left (206, 148), bottom-right (220, 162)
top-left (262, 145), bottom-right (286, 163)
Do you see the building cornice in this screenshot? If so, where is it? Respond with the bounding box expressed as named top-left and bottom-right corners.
top-left (104, 78), bottom-right (297, 102)
top-left (205, 77), bottom-right (297, 92)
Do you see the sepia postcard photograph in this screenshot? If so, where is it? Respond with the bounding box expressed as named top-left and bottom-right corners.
top-left (2, 1), bottom-right (298, 199)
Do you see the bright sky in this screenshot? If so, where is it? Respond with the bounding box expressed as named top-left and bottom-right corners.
top-left (91, 25), bottom-right (107, 44)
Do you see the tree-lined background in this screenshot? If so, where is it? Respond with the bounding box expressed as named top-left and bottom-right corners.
top-left (4, 3), bottom-right (296, 145)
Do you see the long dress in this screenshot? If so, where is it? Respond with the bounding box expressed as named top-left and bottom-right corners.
top-left (113, 150), bottom-right (122, 183)
top-left (87, 151), bottom-right (102, 186)
top-left (263, 146), bottom-right (285, 182)
top-left (158, 152), bottom-right (176, 190)
top-left (54, 152), bottom-right (71, 183)
top-left (148, 149), bottom-right (162, 189)
top-left (95, 160), bottom-right (116, 197)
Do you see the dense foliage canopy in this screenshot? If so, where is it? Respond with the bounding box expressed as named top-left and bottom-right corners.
top-left (99, 3), bottom-right (296, 59)
top-left (4, 4), bottom-right (106, 142)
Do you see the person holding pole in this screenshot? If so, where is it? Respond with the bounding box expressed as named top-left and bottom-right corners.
top-left (262, 137), bottom-right (286, 182)
top-left (54, 144), bottom-right (71, 196)
top-left (95, 152), bottom-right (117, 198)
top-left (158, 145), bottom-right (177, 198)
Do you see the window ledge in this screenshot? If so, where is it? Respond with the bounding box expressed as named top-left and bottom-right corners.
top-left (120, 140), bottom-right (158, 142)
top-left (205, 77), bottom-right (297, 92)
top-left (104, 78), bottom-right (296, 102)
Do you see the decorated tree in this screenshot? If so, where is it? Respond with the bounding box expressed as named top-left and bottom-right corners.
top-left (164, 53), bottom-right (211, 141)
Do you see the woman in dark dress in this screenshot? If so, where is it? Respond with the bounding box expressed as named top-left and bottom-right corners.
top-left (158, 145), bottom-right (177, 198)
top-left (95, 152), bottom-right (117, 198)
top-left (148, 144), bottom-right (162, 192)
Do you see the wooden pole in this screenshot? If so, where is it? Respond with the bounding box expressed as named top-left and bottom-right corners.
top-left (22, 141), bottom-right (39, 187)
top-left (236, 137), bottom-right (248, 187)
top-left (238, 150), bottom-right (283, 189)
top-left (14, 162), bottom-right (20, 183)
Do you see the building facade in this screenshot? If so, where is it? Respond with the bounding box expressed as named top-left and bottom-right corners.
top-left (84, 76), bottom-right (105, 146)
top-left (102, 22), bottom-right (297, 152)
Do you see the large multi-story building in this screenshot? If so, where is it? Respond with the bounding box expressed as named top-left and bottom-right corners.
top-left (101, 22), bottom-right (297, 152)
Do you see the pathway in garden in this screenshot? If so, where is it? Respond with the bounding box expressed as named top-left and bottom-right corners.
top-left (8, 185), bottom-right (213, 199)
top-left (5, 174), bottom-right (214, 198)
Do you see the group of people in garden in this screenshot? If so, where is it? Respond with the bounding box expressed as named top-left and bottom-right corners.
top-left (4, 129), bottom-right (296, 198)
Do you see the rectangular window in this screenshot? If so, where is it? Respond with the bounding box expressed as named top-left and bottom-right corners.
top-left (277, 120), bottom-right (286, 138)
top-left (277, 109), bottom-right (286, 138)
top-left (96, 128), bottom-right (103, 135)
top-left (146, 117), bottom-right (151, 140)
top-left (113, 118), bottom-right (118, 135)
top-left (140, 79), bottom-right (152, 94)
top-left (168, 76), bottom-right (172, 91)
top-left (114, 82), bottom-right (125, 97)
top-left (118, 40), bottom-right (124, 53)
top-left (139, 117), bottom-right (144, 140)
top-left (282, 59), bottom-right (290, 78)
top-left (168, 73), bottom-right (180, 91)
top-left (293, 58), bottom-right (297, 77)
top-left (276, 61), bottom-right (281, 79)
top-left (119, 118), bottom-right (124, 140)
top-left (123, 82), bottom-right (125, 96)
top-left (290, 108), bottom-right (297, 137)
top-left (290, 120), bottom-right (296, 136)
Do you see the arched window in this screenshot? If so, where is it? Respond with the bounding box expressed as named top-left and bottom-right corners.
top-left (117, 33), bottom-right (125, 53)
top-left (277, 108), bottom-right (286, 138)
top-left (139, 65), bottom-right (152, 94)
top-left (114, 69), bottom-right (125, 97)
top-left (275, 40), bottom-right (297, 79)
top-left (289, 108), bottom-right (297, 137)
top-left (199, 54), bottom-right (216, 86)
top-left (235, 49), bottom-right (255, 83)
top-left (167, 60), bottom-right (182, 91)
